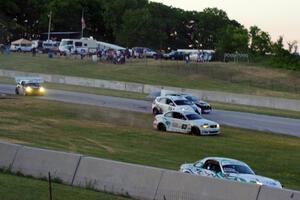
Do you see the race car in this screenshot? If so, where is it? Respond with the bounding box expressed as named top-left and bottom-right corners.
top-left (181, 94), bottom-right (212, 114)
top-left (15, 77), bottom-right (45, 96)
top-left (179, 157), bottom-right (282, 189)
top-left (152, 95), bottom-right (201, 115)
top-left (153, 111), bottom-right (220, 135)
top-left (159, 90), bottom-right (212, 114)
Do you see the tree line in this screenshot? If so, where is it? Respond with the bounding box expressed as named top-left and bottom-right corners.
top-left (0, 0), bottom-right (299, 69)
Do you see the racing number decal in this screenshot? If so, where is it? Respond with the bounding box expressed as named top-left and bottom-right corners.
top-left (182, 124), bottom-right (187, 129)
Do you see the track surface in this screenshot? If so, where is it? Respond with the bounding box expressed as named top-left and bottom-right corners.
top-left (1, 83), bottom-right (300, 137)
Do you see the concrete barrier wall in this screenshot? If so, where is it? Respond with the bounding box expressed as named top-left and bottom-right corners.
top-left (0, 141), bottom-right (21, 169)
top-left (11, 146), bottom-right (81, 184)
top-left (154, 170), bottom-right (260, 200)
top-left (73, 156), bottom-right (164, 200)
top-left (257, 186), bottom-right (300, 200)
top-left (0, 141), bottom-right (299, 200)
top-left (1, 69), bottom-right (300, 111)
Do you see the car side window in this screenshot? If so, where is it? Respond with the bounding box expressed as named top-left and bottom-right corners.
top-left (173, 112), bottom-right (186, 120)
top-left (166, 98), bottom-right (174, 105)
top-left (164, 112), bottom-right (173, 118)
top-left (203, 160), bottom-right (222, 173)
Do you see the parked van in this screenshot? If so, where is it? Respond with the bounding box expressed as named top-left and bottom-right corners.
top-left (59, 37), bottom-right (98, 55)
top-left (42, 40), bottom-right (60, 53)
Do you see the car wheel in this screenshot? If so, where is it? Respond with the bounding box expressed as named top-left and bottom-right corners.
top-left (15, 88), bottom-right (19, 95)
top-left (191, 127), bottom-right (201, 136)
top-left (157, 123), bottom-right (166, 132)
top-left (153, 108), bottom-right (160, 115)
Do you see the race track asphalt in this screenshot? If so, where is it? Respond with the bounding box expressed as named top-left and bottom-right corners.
top-left (1, 83), bottom-right (299, 137)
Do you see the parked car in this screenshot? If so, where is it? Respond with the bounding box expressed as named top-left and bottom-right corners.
top-left (179, 157), bottom-right (282, 188)
top-left (15, 77), bottom-right (45, 96)
top-left (10, 43), bottom-right (33, 52)
top-left (152, 95), bottom-right (201, 115)
top-left (153, 111), bottom-right (220, 135)
top-left (163, 51), bottom-right (186, 60)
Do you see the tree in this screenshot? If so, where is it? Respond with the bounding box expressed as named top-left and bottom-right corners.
top-left (249, 26), bottom-right (272, 55)
top-left (216, 25), bottom-right (249, 54)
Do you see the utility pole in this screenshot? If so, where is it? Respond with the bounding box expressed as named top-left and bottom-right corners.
top-left (47, 11), bottom-right (52, 41)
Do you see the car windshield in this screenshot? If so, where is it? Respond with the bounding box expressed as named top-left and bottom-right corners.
top-left (186, 114), bottom-right (202, 120)
top-left (222, 164), bottom-right (254, 174)
top-left (185, 96), bottom-right (198, 102)
top-left (25, 83), bottom-right (40, 87)
top-left (174, 100), bottom-right (193, 105)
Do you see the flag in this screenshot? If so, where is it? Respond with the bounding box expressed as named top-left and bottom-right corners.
top-left (81, 15), bottom-right (86, 30)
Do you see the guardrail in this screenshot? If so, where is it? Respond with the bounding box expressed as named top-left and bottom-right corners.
top-left (0, 141), bottom-right (299, 200)
top-left (1, 69), bottom-right (300, 112)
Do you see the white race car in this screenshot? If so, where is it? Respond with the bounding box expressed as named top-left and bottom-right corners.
top-left (153, 111), bottom-right (220, 135)
top-left (179, 157), bottom-right (282, 188)
top-left (152, 95), bottom-right (201, 115)
top-left (15, 77), bottom-right (45, 96)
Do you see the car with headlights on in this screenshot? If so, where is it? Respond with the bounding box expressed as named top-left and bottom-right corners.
top-left (179, 157), bottom-right (282, 188)
top-left (153, 111), bottom-right (220, 135)
top-left (15, 77), bottom-right (45, 96)
top-left (152, 96), bottom-right (201, 115)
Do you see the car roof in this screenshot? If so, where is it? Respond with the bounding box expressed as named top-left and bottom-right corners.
top-left (157, 95), bottom-right (187, 101)
top-left (203, 157), bottom-right (248, 166)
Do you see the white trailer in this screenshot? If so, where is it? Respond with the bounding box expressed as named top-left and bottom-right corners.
top-left (59, 37), bottom-right (98, 55)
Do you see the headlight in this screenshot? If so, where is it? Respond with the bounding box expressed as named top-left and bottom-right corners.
top-left (216, 124), bottom-right (220, 128)
top-left (25, 87), bottom-right (32, 93)
top-left (39, 87), bottom-right (45, 93)
top-left (201, 124), bottom-right (209, 129)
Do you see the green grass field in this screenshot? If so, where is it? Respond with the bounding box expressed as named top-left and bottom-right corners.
top-left (1, 54), bottom-right (300, 99)
top-left (0, 96), bottom-right (299, 190)
top-left (0, 171), bottom-right (130, 200)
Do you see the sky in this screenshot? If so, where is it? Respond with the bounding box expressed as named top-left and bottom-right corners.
top-left (150, 0), bottom-right (300, 47)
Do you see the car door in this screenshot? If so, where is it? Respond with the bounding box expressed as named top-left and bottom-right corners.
top-left (169, 112), bottom-right (185, 132)
top-left (166, 98), bottom-right (176, 112)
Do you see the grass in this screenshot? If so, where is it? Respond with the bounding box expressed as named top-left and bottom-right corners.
top-left (2, 76), bottom-right (300, 119)
top-left (0, 171), bottom-right (130, 200)
top-left (0, 97), bottom-right (299, 190)
top-left (0, 54), bottom-right (300, 100)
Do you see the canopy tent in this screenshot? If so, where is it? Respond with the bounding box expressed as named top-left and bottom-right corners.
top-left (11, 38), bottom-right (32, 45)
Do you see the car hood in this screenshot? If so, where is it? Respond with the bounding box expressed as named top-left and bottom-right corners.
top-left (225, 173), bottom-right (282, 188)
top-left (175, 105), bottom-right (195, 113)
top-left (190, 118), bottom-right (218, 126)
top-left (195, 101), bottom-right (210, 106)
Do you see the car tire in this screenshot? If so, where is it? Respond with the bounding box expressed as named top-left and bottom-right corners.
top-left (153, 108), bottom-right (160, 115)
top-left (191, 127), bottom-right (201, 136)
top-left (15, 88), bottom-right (19, 95)
top-left (157, 123), bottom-right (166, 132)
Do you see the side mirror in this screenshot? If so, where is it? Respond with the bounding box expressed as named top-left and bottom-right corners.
top-left (169, 103), bottom-right (175, 106)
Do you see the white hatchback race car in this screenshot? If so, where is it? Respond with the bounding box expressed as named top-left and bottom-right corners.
top-left (153, 111), bottom-right (220, 135)
top-left (152, 95), bottom-right (201, 115)
top-left (179, 157), bottom-right (282, 188)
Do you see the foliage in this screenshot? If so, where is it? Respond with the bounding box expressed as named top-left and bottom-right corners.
top-left (0, 0), bottom-right (299, 69)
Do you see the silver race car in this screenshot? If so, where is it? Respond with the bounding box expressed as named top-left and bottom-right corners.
top-left (15, 77), bottom-right (45, 96)
top-left (152, 95), bottom-right (201, 115)
top-left (179, 157), bottom-right (282, 188)
top-left (153, 111), bottom-right (220, 135)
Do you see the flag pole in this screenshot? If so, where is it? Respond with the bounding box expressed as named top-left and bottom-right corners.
top-left (47, 11), bottom-right (52, 41)
top-left (81, 9), bottom-right (84, 38)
